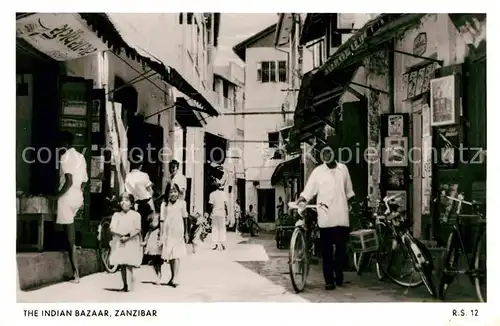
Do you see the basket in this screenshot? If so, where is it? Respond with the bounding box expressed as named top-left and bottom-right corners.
top-left (349, 229), bottom-right (379, 253)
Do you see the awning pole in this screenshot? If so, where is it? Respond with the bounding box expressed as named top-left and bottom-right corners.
top-left (393, 49), bottom-right (444, 66)
top-left (349, 81), bottom-right (390, 95)
top-left (106, 69), bottom-right (156, 96)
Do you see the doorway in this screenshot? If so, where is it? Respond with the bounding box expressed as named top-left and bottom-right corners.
top-left (257, 188), bottom-right (276, 223)
top-left (340, 101), bottom-right (368, 200)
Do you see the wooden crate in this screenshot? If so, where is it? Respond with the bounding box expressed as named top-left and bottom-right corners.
top-left (350, 229), bottom-right (379, 253)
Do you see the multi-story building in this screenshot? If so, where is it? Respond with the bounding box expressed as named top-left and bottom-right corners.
top-left (233, 23), bottom-right (297, 227)
top-left (108, 13), bottom-right (222, 214)
top-left (204, 62), bottom-right (245, 216)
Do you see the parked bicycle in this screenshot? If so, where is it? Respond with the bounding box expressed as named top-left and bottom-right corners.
top-left (438, 193), bottom-right (486, 302)
top-left (350, 196), bottom-right (392, 282)
top-left (238, 213), bottom-right (259, 236)
top-left (378, 193), bottom-right (437, 297)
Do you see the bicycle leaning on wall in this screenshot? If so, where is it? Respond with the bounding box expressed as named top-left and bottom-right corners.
top-left (438, 193), bottom-right (486, 302)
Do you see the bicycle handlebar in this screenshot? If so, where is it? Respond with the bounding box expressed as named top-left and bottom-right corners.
top-left (288, 202), bottom-right (321, 210)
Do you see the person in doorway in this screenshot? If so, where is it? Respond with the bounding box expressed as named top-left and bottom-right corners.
top-left (168, 160), bottom-right (188, 241)
top-left (160, 182), bottom-right (188, 288)
top-left (125, 154), bottom-right (154, 238)
top-left (109, 192), bottom-right (143, 292)
top-left (208, 182), bottom-right (228, 251)
top-left (53, 131), bottom-right (88, 284)
top-left (296, 135), bottom-right (355, 291)
top-left (277, 196), bottom-right (285, 219)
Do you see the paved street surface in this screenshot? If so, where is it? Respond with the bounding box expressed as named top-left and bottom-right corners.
top-left (18, 232), bottom-right (479, 302)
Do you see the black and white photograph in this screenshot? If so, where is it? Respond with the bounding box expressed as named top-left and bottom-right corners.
top-left (10, 8), bottom-right (493, 325)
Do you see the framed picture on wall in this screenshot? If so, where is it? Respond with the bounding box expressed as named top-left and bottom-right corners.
top-left (386, 190), bottom-right (407, 212)
top-left (384, 167), bottom-right (407, 190)
top-left (388, 114), bottom-right (404, 137)
top-left (430, 75), bottom-right (459, 126)
top-left (384, 137), bottom-right (408, 167)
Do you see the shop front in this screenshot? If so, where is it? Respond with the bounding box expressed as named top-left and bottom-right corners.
top-left (291, 14), bottom-right (486, 243)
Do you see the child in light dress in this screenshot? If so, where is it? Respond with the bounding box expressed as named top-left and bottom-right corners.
top-left (109, 192), bottom-right (143, 292)
top-left (160, 182), bottom-right (188, 288)
top-left (142, 201), bottom-right (163, 285)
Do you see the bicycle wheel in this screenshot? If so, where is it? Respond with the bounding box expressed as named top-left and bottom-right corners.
top-left (474, 231), bottom-right (486, 302)
top-left (289, 228), bottom-right (308, 293)
top-left (251, 221), bottom-right (259, 237)
top-left (374, 223), bottom-right (393, 281)
top-left (352, 251), bottom-right (372, 275)
top-left (97, 217), bottom-right (118, 273)
top-left (438, 232), bottom-right (459, 301)
top-left (385, 239), bottom-right (423, 288)
top-left (406, 238), bottom-right (436, 297)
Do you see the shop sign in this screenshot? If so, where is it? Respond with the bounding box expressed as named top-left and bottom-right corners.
top-left (322, 15), bottom-right (399, 75)
top-left (16, 13), bottom-right (108, 61)
top-left (413, 32), bottom-right (427, 56)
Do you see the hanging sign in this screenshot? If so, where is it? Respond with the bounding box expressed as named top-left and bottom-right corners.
top-left (16, 13), bottom-right (108, 61)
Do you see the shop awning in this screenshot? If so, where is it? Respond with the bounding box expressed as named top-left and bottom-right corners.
top-left (300, 14), bottom-right (328, 45)
top-left (319, 14), bottom-right (425, 76)
top-left (175, 97), bottom-right (204, 128)
top-left (271, 156), bottom-right (301, 186)
top-left (287, 65), bottom-right (358, 152)
top-left (78, 13), bottom-right (219, 117)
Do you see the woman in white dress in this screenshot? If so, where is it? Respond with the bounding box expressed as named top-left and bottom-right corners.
top-left (160, 182), bottom-right (188, 288)
top-left (109, 192), bottom-right (143, 292)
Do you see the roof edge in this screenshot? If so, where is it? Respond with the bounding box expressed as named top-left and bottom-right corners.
top-left (232, 23), bottom-right (277, 62)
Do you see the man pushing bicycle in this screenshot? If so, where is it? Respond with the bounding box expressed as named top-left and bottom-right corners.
top-left (296, 135), bottom-right (355, 290)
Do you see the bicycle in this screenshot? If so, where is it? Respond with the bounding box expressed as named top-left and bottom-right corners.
top-left (287, 201), bottom-right (324, 293)
top-left (96, 196), bottom-right (120, 273)
top-left (350, 197), bottom-right (393, 281)
top-left (438, 193), bottom-right (486, 302)
top-left (379, 193), bottom-right (437, 297)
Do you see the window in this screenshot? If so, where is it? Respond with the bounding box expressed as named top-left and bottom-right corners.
top-left (223, 81), bottom-right (229, 98)
top-left (268, 132), bottom-right (279, 148)
top-left (280, 127), bottom-right (291, 142)
top-left (259, 61), bottom-right (277, 83)
top-left (187, 13), bottom-right (193, 24)
top-left (178, 13), bottom-right (183, 24)
top-left (278, 60), bottom-right (287, 82)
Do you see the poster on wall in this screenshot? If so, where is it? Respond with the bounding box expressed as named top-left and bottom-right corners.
top-left (91, 155), bottom-right (104, 178)
top-left (388, 115), bottom-right (404, 137)
top-left (386, 190), bottom-right (407, 212)
top-left (430, 75), bottom-right (459, 126)
top-left (403, 62), bottom-right (438, 100)
top-left (384, 137), bottom-right (408, 167)
top-left (422, 136), bottom-right (433, 178)
top-left (422, 104), bottom-right (431, 137)
top-left (436, 125), bottom-right (460, 169)
top-left (438, 183), bottom-right (459, 222)
top-left (385, 167), bottom-right (406, 190)
top-left (421, 177), bottom-right (432, 215)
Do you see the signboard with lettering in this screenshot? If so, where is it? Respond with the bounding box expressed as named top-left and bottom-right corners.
top-left (16, 13), bottom-right (108, 61)
top-left (322, 15), bottom-right (403, 75)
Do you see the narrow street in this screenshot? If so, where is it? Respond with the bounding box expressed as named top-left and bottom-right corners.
top-left (18, 232), bottom-right (478, 303)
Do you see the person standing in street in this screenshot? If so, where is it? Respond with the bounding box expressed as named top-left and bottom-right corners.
top-left (234, 199), bottom-right (241, 234)
top-left (208, 182), bottom-right (228, 251)
top-left (168, 160), bottom-right (188, 242)
top-left (296, 135), bottom-right (355, 291)
top-left (169, 160), bottom-right (187, 200)
top-left (160, 182), bottom-right (188, 288)
top-left (109, 192), bottom-right (143, 292)
top-left (54, 131), bottom-right (88, 284)
top-left (125, 154), bottom-right (154, 238)
top-left (277, 196), bottom-right (285, 219)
